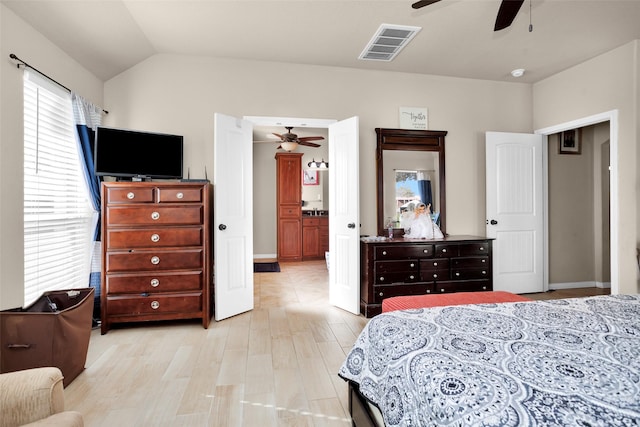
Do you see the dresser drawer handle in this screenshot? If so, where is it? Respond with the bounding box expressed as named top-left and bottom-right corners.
top-left (379, 276), bottom-right (385, 282)
top-left (410, 263), bottom-right (415, 267)
top-left (455, 272), bottom-right (460, 277)
top-left (433, 274), bottom-right (438, 279)
top-left (151, 211), bottom-right (160, 220)
top-left (409, 275), bottom-right (415, 280)
top-left (150, 278), bottom-right (159, 287)
top-left (482, 270), bottom-right (487, 275)
top-left (176, 192), bottom-right (184, 199)
top-left (441, 248), bottom-right (447, 253)
top-left (426, 289), bottom-right (431, 293)
top-left (479, 246), bottom-right (485, 251)
top-left (482, 259), bottom-right (486, 263)
top-left (439, 288), bottom-right (445, 293)
top-left (423, 249), bottom-right (429, 253)
top-left (150, 301), bottom-right (160, 310)
top-left (433, 262), bottom-right (438, 266)
top-left (482, 286), bottom-right (487, 290)
top-left (151, 234), bottom-right (160, 242)
top-left (151, 256), bottom-right (160, 265)
top-left (382, 251), bottom-right (387, 256)
top-left (127, 192), bottom-right (135, 200)
top-left (379, 292), bottom-right (384, 297)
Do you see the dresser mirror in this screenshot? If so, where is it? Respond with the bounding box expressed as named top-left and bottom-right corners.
top-left (376, 128), bottom-right (447, 236)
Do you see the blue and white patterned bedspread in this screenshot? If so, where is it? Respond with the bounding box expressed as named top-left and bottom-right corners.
top-left (339, 294), bottom-right (640, 426)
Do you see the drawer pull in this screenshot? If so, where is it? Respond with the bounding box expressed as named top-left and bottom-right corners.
top-left (127, 192), bottom-right (135, 200)
top-left (441, 248), bottom-right (447, 253)
top-left (150, 278), bottom-right (160, 287)
top-left (455, 272), bottom-right (460, 277)
top-left (379, 276), bottom-right (385, 282)
top-left (480, 246), bottom-right (485, 251)
top-left (382, 251), bottom-right (387, 256)
top-left (410, 263), bottom-right (415, 267)
top-left (482, 286), bottom-right (487, 290)
top-left (439, 288), bottom-right (445, 293)
top-left (151, 301), bottom-right (160, 310)
top-left (176, 192), bottom-right (184, 199)
top-left (379, 292), bottom-right (384, 297)
top-left (409, 275), bottom-right (415, 280)
top-left (433, 262), bottom-right (438, 266)
top-left (482, 270), bottom-right (487, 275)
top-left (151, 234), bottom-right (160, 242)
top-left (423, 249), bottom-right (429, 253)
top-left (426, 289), bottom-right (431, 293)
top-left (151, 256), bottom-right (160, 265)
top-left (151, 211), bottom-right (160, 220)
top-left (433, 274), bottom-right (438, 279)
top-left (482, 259), bottom-right (486, 263)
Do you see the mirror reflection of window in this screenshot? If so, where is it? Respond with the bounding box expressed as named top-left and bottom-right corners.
top-left (383, 150), bottom-right (440, 228)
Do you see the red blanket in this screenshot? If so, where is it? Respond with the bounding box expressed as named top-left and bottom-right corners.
top-left (382, 291), bottom-right (531, 313)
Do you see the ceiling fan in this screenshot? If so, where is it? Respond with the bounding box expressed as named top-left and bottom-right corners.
top-left (412, 0), bottom-right (525, 31)
top-left (259, 126), bottom-right (325, 152)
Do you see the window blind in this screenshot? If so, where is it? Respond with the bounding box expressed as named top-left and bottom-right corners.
top-left (23, 70), bottom-right (95, 306)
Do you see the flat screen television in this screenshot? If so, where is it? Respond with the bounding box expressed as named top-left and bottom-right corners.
top-left (94, 126), bottom-right (183, 180)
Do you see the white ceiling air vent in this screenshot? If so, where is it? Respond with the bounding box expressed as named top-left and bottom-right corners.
top-left (358, 24), bottom-right (422, 62)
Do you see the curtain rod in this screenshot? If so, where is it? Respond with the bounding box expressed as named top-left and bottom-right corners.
top-left (9, 53), bottom-right (109, 114)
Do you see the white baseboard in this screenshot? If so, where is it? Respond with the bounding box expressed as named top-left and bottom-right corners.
top-left (595, 281), bottom-right (611, 289)
top-left (549, 281), bottom-right (611, 290)
top-left (254, 254), bottom-right (277, 260)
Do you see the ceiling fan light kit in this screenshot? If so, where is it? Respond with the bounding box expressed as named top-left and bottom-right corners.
top-left (511, 68), bottom-right (525, 77)
top-left (273, 126), bottom-right (324, 152)
top-left (280, 141), bottom-right (299, 152)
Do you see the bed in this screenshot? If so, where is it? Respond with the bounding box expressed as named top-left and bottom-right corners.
top-left (339, 294), bottom-right (640, 426)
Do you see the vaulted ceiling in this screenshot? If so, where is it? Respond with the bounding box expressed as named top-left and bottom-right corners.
top-left (4, 0), bottom-right (640, 84)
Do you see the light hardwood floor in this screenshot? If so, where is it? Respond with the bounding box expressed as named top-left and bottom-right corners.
top-left (65, 261), bottom-right (609, 426)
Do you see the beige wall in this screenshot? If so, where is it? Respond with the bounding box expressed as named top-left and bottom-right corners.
top-left (533, 40), bottom-right (639, 294)
top-left (103, 54), bottom-right (533, 251)
top-left (0, 5), bottom-right (104, 309)
top-left (3, 4), bottom-right (638, 309)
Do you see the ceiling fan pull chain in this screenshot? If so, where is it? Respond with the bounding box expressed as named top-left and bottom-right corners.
top-left (529, 0), bottom-right (533, 32)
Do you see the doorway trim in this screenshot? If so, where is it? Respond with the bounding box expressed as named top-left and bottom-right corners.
top-left (535, 109), bottom-right (619, 295)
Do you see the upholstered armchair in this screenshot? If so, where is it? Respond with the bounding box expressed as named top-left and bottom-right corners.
top-left (0, 367), bottom-right (83, 427)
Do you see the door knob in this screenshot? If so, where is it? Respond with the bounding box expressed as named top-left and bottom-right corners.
top-left (347, 223), bottom-right (356, 229)
top-left (218, 224), bottom-right (227, 230)
top-left (490, 219), bottom-right (498, 225)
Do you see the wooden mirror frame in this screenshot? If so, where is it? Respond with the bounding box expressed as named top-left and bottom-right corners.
top-left (376, 128), bottom-right (448, 236)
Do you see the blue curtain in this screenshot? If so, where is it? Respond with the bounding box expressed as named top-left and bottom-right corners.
top-left (72, 93), bottom-right (103, 320)
top-left (418, 179), bottom-right (433, 211)
top-left (72, 93), bottom-right (102, 238)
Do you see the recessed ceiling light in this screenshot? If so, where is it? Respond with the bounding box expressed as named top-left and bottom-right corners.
top-left (511, 68), bottom-right (525, 77)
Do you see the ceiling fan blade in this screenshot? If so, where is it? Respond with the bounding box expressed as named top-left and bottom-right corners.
top-left (494, 0), bottom-right (524, 31)
top-left (411, 0), bottom-right (441, 10)
top-left (272, 133), bottom-right (283, 139)
top-left (298, 136), bottom-right (325, 142)
top-left (298, 141), bottom-right (321, 148)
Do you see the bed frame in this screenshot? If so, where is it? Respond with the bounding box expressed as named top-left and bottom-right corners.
top-left (349, 382), bottom-right (383, 427)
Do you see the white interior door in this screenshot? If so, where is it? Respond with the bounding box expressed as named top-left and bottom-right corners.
top-left (486, 131), bottom-right (544, 294)
top-left (328, 116), bottom-right (360, 314)
top-left (213, 113), bottom-right (253, 320)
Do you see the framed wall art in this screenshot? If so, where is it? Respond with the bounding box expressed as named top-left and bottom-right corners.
top-left (559, 129), bottom-right (582, 155)
top-left (302, 170), bottom-right (318, 185)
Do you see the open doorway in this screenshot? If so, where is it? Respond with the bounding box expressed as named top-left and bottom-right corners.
top-left (536, 109), bottom-right (618, 295)
top-left (251, 125), bottom-right (329, 261)
top-left (547, 123), bottom-right (611, 291)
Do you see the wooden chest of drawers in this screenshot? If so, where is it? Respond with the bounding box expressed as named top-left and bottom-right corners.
top-left (100, 182), bottom-right (212, 334)
top-left (360, 236), bottom-right (493, 317)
